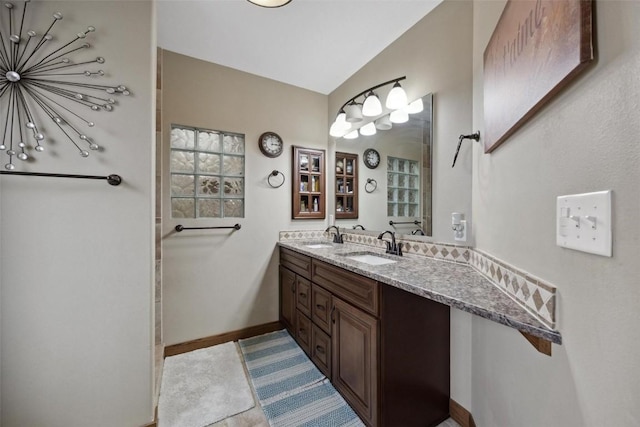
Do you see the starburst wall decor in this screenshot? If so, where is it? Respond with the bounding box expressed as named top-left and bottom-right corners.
top-left (0, 0), bottom-right (130, 171)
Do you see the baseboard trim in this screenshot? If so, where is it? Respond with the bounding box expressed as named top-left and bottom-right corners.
top-left (164, 321), bottom-right (283, 357)
top-left (450, 398), bottom-right (476, 427)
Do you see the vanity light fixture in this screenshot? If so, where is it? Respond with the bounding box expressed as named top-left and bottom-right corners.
top-left (330, 76), bottom-right (418, 140)
top-left (246, 0), bottom-right (292, 8)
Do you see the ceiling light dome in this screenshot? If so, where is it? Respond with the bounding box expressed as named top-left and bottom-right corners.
top-left (247, 0), bottom-right (292, 8)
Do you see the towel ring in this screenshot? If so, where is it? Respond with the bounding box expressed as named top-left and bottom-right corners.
top-left (365, 178), bottom-right (377, 193)
top-left (267, 170), bottom-right (285, 188)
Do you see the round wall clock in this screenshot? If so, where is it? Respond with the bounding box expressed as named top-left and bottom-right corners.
top-left (258, 132), bottom-right (284, 158)
top-left (363, 148), bottom-right (381, 169)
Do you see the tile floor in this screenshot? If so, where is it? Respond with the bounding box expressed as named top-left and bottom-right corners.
top-left (208, 342), bottom-right (461, 427)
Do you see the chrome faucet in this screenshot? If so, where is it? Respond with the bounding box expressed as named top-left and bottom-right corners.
top-left (378, 230), bottom-right (403, 256)
top-left (411, 228), bottom-right (425, 236)
top-left (325, 225), bottom-right (344, 243)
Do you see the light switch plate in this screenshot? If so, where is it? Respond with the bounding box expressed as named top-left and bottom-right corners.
top-left (556, 190), bottom-right (612, 257)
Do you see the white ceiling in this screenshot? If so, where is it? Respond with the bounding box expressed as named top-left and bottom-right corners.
top-left (156, 0), bottom-right (443, 95)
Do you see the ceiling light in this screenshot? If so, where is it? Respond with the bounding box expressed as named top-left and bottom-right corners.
top-left (343, 130), bottom-right (359, 139)
top-left (390, 109), bottom-right (409, 123)
top-left (375, 115), bottom-right (392, 130)
top-left (362, 91), bottom-right (382, 117)
top-left (247, 0), bottom-right (292, 8)
top-left (385, 81), bottom-right (408, 110)
top-left (406, 98), bottom-right (424, 114)
top-left (359, 122), bottom-right (377, 136)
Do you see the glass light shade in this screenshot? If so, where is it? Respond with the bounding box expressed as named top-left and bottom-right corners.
top-left (344, 102), bottom-right (363, 123)
top-left (343, 129), bottom-right (359, 139)
top-left (362, 92), bottom-right (382, 117)
top-left (247, 0), bottom-right (292, 7)
top-left (386, 82), bottom-right (408, 110)
top-left (375, 115), bottom-right (392, 130)
top-left (406, 98), bottom-right (424, 114)
top-left (359, 122), bottom-right (377, 136)
top-left (329, 111), bottom-right (350, 137)
top-left (390, 109), bottom-right (409, 123)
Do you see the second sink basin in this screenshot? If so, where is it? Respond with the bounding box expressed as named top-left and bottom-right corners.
top-left (342, 251), bottom-right (398, 266)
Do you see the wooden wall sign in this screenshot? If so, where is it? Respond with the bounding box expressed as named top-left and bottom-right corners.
top-left (483, 0), bottom-right (594, 152)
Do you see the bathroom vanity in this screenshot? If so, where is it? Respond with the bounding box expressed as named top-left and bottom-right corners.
top-left (278, 236), bottom-right (561, 426)
top-left (279, 246), bottom-right (450, 427)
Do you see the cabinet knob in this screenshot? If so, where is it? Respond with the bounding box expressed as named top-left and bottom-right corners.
top-left (299, 292), bottom-right (307, 298)
top-left (315, 304), bottom-right (325, 311)
top-left (315, 345), bottom-right (325, 354)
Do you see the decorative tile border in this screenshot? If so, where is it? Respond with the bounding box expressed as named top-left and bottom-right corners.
top-left (467, 250), bottom-right (556, 329)
top-left (278, 229), bottom-right (556, 329)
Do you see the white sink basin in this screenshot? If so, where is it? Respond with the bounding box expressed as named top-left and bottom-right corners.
top-left (305, 243), bottom-right (333, 249)
top-left (346, 254), bottom-right (397, 266)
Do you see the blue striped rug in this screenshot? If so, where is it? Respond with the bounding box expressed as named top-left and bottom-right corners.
top-left (239, 330), bottom-right (364, 427)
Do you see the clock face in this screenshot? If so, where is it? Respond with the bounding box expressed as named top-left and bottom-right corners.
top-left (259, 132), bottom-right (283, 158)
top-left (363, 148), bottom-right (380, 169)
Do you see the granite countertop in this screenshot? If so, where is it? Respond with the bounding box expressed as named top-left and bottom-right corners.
top-left (278, 240), bottom-right (561, 344)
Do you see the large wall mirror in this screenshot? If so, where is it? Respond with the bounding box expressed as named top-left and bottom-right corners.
top-left (335, 93), bottom-right (433, 237)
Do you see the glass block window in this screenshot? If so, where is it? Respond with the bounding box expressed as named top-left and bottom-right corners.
top-left (170, 125), bottom-right (245, 218)
top-left (387, 156), bottom-right (420, 218)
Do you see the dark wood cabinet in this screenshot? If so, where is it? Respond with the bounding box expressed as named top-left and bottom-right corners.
top-left (292, 146), bottom-right (325, 219)
top-left (332, 297), bottom-right (378, 426)
top-left (335, 151), bottom-right (358, 219)
top-left (279, 247), bottom-right (450, 427)
top-left (279, 265), bottom-right (296, 335)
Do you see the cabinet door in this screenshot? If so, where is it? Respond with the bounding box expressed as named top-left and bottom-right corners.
top-left (279, 266), bottom-right (296, 335)
top-left (311, 284), bottom-right (332, 334)
top-left (296, 277), bottom-right (311, 318)
top-left (292, 146), bottom-right (325, 219)
top-left (311, 324), bottom-right (332, 378)
top-left (332, 298), bottom-right (378, 427)
top-left (296, 311), bottom-right (312, 355)
top-left (335, 151), bottom-right (358, 219)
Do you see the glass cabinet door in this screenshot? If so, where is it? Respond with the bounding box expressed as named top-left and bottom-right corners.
top-left (335, 152), bottom-right (358, 219)
top-left (293, 146), bottom-right (325, 219)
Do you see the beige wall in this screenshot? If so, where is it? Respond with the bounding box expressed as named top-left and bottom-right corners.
top-left (0, 1), bottom-right (156, 426)
top-left (161, 51), bottom-right (328, 345)
top-left (327, 0), bottom-right (475, 408)
top-left (471, 1), bottom-right (640, 425)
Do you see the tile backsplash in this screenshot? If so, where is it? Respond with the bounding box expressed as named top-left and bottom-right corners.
top-left (279, 229), bottom-right (557, 330)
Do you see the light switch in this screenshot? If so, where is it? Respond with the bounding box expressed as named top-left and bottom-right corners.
top-left (556, 191), bottom-right (612, 257)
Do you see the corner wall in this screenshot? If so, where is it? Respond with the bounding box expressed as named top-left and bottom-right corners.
top-left (471, 1), bottom-right (640, 425)
top-left (161, 51), bottom-right (328, 345)
top-left (0, 2), bottom-right (155, 426)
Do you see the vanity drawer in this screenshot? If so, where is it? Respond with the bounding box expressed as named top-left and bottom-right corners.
top-left (312, 259), bottom-right (379, 316)
top-left (312, 284), bottom-right (332, 335)
top-left (296, 277), bottom-right (311, 318)
top-left (311, 324), bottom-right (332, 378)
top-left (280, 247), bottom-right (312, 279)
top-left (295, 310), bottom-right (312, 356)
